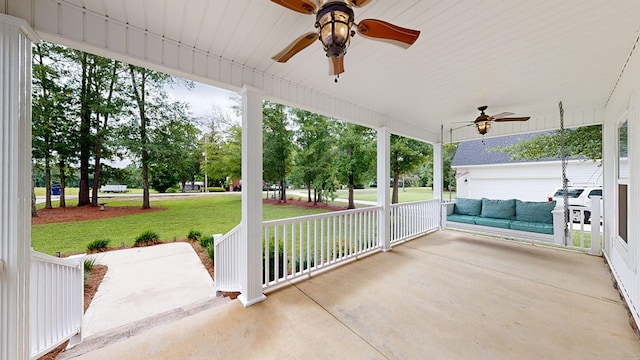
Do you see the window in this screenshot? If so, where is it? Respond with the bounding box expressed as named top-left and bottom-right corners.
top-left (588, 189), bottom-right (602, 198)
top-left (618, 120), bottom-right (628, 243)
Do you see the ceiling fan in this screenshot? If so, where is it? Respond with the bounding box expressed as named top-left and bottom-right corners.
top-left (271, 0), bottom-right (421, 81)
top-left (459, 106), bottom-right (530, 135)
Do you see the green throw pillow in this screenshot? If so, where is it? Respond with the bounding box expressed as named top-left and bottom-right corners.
top-left (481, 198), bottom-right (516, 220)
top-left (515, 200), bottom-right (556, 224)
top-left (454, 198), bottom-right (482, 216)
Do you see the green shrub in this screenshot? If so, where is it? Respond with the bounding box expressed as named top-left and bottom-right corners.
top-left (200, 235), bottom-right (214, 248)
top-left (263, 237), bottom-right (285, 283)
top-left (207, 187), bottom-right (226, 192)
top-left (166, 187), bottom-right (177, 193)
top-left (187, 230), bottom-right (202, 242)
top-left (87, 239), bottom-right (110, 252)
top-left (135, 230), bottom-right (160, 246)
top-left (206, 244), bottom-right (215, 261)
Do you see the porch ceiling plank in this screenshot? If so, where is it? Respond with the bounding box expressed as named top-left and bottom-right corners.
top-left (13, 0), bottom-right (640, 142)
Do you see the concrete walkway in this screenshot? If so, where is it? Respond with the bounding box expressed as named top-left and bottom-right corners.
top-left (81, 243), bottom-right (216, 338)
top-left (67, 231), bottom-right (640, 359)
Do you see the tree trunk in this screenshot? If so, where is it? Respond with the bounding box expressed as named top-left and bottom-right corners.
top-left (129, 65), bottom-right (151, 209)
top-left (31, 184), bottom-right (38, 218)
top-left (78, 53), bottom-right (94, 206)
top-left (280, 179), bottom-right (286, 203)
top-left (44, 160), bottom-right (52, 209)
top-left (59, 158), bottom-right (66, 208)
top-left (392, 170), bottom-right (400, 204)
top-left (92, 60), bottom-right (118, 207)
top-left (307, 184), bottom-right (311, 202)
top-left (347, 174), bottom-right (355, 209)
top-left (313, 188), bottom-right (317, 205)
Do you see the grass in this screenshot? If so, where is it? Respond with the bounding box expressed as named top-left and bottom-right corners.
top-left (31, 194), bottom-right (329, 255)
top-left (281, 187), bottom-right (449, 205)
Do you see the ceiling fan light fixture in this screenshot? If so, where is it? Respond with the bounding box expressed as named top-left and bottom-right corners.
top-left (475, 120), bottom-right (491, 135)
top-left (316, 2), bottom-right (354, 58)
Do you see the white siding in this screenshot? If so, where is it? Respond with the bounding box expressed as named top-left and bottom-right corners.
top-left (455, 160), bottom-right (602, 201)
top-left (603, 32), bottom-right (639, 326)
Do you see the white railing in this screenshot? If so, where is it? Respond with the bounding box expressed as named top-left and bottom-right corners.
top-left (261, 206), bottom-right (381, 290)
top-left (566, 196), bottom-right (602, 255)
top-left (214, 224), bottom-right (242, 294)
top-left (30, 251), bottom-right (84, 359)
top-left (391, 199), bottom-right (441, 244)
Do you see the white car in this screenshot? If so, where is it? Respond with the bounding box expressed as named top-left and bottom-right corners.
top-left (548, 186), bottom-right (602, 224)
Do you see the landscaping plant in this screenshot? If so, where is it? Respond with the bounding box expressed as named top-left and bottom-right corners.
top-left (187, 230), bottom-right (202, 242)
top-left (87, 239), bottom-right (110, 253)
top-left (199, 235), bottom-right (214, 248)
top-left (135, 230), bottom-right (160, 246)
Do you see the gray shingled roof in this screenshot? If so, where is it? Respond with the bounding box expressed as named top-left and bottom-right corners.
top-left (451, 131), bottom-right (560, 166)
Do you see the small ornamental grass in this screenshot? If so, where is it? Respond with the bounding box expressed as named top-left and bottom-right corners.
top-left (187, 230), bottom-right (202, 242)
top-left (87, 239), bottom-right (110, 253)
top-left (199, 235), bottom-right (214, 248)
top-left (134, 230), bottom-right (160, 246)
top-left (206, 244), bottom-right (215, 262)
top-left (84, 257), bottom-right (96, 282)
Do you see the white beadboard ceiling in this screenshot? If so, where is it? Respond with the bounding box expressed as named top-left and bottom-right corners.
top-left (17, 0), bottom-right (640, 142)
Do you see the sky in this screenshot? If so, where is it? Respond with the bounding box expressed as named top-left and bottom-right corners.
top-left (166, 80), bottom-right (239, 120)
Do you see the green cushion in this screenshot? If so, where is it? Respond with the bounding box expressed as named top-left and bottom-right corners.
top-left (480, 198), bottom-right (516, 220)
top-left (454, 198), bottom-right (482, 216)
top-left (515, 200), bottom-right (556, 224)
top-left (474, 217), bottom-right (512, 229)
top-left (447, 214), bottom-right (479, 224)
top-left (510, 221), bottom-right (554, 235)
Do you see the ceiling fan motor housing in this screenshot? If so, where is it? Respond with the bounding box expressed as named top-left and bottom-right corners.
top-left (316, 1), bottom-right (355, 58)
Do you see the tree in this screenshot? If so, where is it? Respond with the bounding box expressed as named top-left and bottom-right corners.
top-left (91, 59), bottom-right (125, 206)
top-left (32, 42), bottom-right (74, 211)
top-left (335, 122), bottom-right (376, 209)
top-left (263, 102), bottom-right (294, 202)
top-left (494, 125), bottom-right (602, 162)
top-left (127, 65), bottom-right (173, 208)
top-left (201, 106), bottom-right (242, 188)
top-left (390, 135), bottom-right (432, 203)
top-left (148, 102), bottom-right (201, 192)
top-left (291, 109), bottom-right (336, 204)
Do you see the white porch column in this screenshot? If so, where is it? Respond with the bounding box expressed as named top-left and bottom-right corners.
top-left (238, 86), bottom-right (266, 307)
top-left (0, 14), bottom-right (37, 360)
top-left (433, 142), bottom-right (443, 201)
top-left (433, 142), bottom-right (444, 228)
top-left (377, 128), bottom-right (391, 251)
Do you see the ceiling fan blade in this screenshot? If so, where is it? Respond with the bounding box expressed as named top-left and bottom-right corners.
top-left (493, 117), bottom-right (530, 122)
top-left (272, 32), bottom-right (318, 63)
top-left (489, 112), bottom-right (514, 120)
top-left (328, 56), bottom-right (345, 76)
top-left (357, 19), bottom-right (420, 49)
top-left (348, 0), bottom-right (374, 7)
top-left (270, 0), bottom-right (321, 14)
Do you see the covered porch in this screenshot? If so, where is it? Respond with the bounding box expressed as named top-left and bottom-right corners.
top-left (65, 230), bottom-right (639, 359)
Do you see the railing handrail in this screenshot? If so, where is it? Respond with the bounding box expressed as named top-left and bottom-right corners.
top-left (262, 205), bottom-right (383, 227)
top-left (214, 224), bottom-right (241, 246)
top-left (390, 198), bottom-right (440, 208)
top-left (30, 250), bottom-right (83, 268)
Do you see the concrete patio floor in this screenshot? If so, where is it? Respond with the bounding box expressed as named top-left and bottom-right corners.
top-left (69, 230), bottom-right (640, 359)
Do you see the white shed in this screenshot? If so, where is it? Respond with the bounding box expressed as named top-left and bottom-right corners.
top-left (451, 132), bottom-right (602, 201)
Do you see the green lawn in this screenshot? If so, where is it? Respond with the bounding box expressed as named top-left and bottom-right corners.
top-left (32, 194), bottom-right (329, 256)
top-left (283, 187), bottom-right (449, 205)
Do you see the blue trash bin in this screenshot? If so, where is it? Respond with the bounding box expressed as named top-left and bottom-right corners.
top-left (51, 184), bottom-right (61, 195)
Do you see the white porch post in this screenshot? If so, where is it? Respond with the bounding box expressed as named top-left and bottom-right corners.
top-left (238, 86), bottom-right (266, 307)
top-left (433, 142), bottom-right (444, 228)
top-left (0, 14), bottom-right (36, 360)
top-left (377, 128), bottom-right (391, 251)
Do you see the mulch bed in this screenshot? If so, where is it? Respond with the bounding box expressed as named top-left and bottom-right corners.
top-left (32, 205), bottom-right (165, 225)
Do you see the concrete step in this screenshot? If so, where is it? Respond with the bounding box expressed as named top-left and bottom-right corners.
top-left (58, 296), bottom-right (233, 359)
